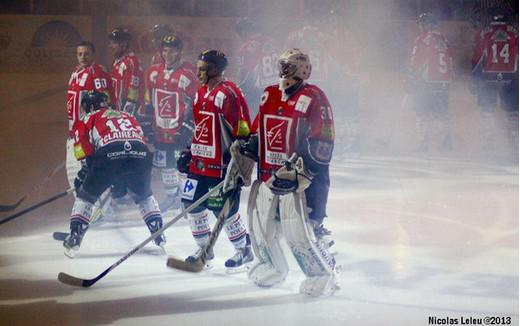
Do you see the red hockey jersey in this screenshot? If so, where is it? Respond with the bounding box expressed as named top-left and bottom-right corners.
top-left (190, 80), bottom-right (251, 178)
top-left (67, 63), bottom-right (113, 134)
top-left (111, 52), bottom-right (144, 110)
top-left (253, 83), bottom-right (335, 182)
top-left (472, 22), bottom-right (518, 77)
top-left (145, 62), bottom-right (198, 143)
top-left (409, 30), bottom-right (453, 83)
top-left (236, 33), bottom-right (279, 89)
top-left (72, 108), bottom-right (145, 160)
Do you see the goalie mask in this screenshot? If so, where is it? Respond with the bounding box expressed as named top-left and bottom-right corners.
top-left (81, 90), bottom-right (108, 114)
top-left (278, 48), bottom-right (311, 91)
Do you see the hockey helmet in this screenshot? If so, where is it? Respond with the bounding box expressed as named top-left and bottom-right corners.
top-left (488, 7), bottom-right (510, 23)
top-left (81, 90), bottom-right (108, 113)
top-left (278, 48), bottom-right (311, 90)
top-left (161, 34), bottom-right (183, 49)
top-left (417, 12), bottom-right (438, 30)
top-left (152, 24), bottom-right (173, 42)
top-left (108, 27), bottom-right (131, 43)
top-left (199, 49), bottom-right (228, 72)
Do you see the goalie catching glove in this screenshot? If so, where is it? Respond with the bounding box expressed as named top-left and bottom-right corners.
top-left (266, 153), bottom-right (312, 196)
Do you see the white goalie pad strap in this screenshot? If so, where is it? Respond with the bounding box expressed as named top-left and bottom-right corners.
top-left (70, 197), bottom-right (95, 224)
top-left (247, 181), bottom-right (289, 286)
top-left (137, 196), bottom-right (161, 220)
top-left (279, 192), bottom-right (336, 278)
top-left (66, 138), bottom-right (82, 191)
top-left (161, 168), bottom-right (179, 187)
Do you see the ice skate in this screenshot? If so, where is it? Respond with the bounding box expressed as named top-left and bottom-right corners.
top-left (186, 246), bottom-right (214, 270)
top-left (144, 215), bottom-right (167, 251)
top-left (63, 220), bottom-right (88, 259)
top-left (225, 238), bottom-right (254, 274)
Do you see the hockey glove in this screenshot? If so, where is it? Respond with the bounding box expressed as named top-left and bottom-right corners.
top-left (74, 165), bottom-right (88, 190)
top-left (177, 122), bottom-right (195, 148)
top-left (266, 154), bottom-right (313, 196)
top-left (123, 100), bottom-right (138, 116)
top-left (176, 148), bottom-right (192, 174)
top-left (238, 135), bottom-right (259, 161)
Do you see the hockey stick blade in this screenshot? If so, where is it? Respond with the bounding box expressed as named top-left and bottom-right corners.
top-left (53, 231), bottom-right (69, 241)
top-left (0, 196), bottom-right (26, 212)
top-left (166, 257), bottom-right (204, 272)
top-left (166, 188), bottom-right (237, 273)
top-left (57, 181), bottom-right (225, 288)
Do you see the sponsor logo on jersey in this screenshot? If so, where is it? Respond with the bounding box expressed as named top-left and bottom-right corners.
top-left (295, 95), bottom-right (311, 114)
top-left (263, 114), bottom-right (292, 165)
top-left (154, 89), bottom-right (180, 129)
top-left (181, 178), bottom-right (198, 200)
top-left (192, 111), bottom-right (216, 158)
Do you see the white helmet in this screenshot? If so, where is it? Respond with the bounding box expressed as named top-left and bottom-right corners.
top-left (278, 48), bottom-right (312, 90)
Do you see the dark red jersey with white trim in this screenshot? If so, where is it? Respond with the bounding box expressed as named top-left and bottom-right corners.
top-left (72, 108), bottom-right (145, 160)
top-left (253, 83), bottom-right (335, 182)
top-left (472, 22), bottom-right (518, 76)
top-left (67, 63), bottom-right (113, 134)
top-left (409, 30), bottom-right (454, 83)
top-left (111, 52), bottom-right (144, 110)
top-left (145, 62), bottom-right (198, 143)
top-left (190, 80), bottom-right (251, 178)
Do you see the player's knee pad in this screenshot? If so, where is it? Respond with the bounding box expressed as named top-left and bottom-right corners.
top-left (279, 192), bottom-right (336, 279)
top-left (70, 197), bottom-right (95, 224)
top-left (188, 210), bottom-right (210, 246)
top-left (247, 181), bottom-right (289, 284)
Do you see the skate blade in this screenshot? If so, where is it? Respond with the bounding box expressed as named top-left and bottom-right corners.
top-left (64, 247), bottom-right (78, 259)
top-left (225, 262), bottom-right (252, 274)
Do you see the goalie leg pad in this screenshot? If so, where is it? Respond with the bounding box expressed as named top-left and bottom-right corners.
top-left (66, 138), bottom-right (82, 192)
top-left (247, 181), bottom-right (289, 287)
top-left (279, 192), bottom-right (339, 296)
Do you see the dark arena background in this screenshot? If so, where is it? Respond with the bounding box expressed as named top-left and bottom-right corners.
top-left (0, 1), bottom-right (518, 325)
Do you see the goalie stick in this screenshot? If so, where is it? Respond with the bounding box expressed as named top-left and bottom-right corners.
top-left (0, 188), bottom-right (74, 226)
top-left (0, 160), bottom-right (65, 212)
top-left (166, 187), bottom-right (239, 272)
top-left (57, 180), bottom-right (225, 288)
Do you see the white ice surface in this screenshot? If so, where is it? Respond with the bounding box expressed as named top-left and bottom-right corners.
top-left (0, 156), bottom-right (518, 326)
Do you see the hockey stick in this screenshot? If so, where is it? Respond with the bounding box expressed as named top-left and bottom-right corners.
top-left (0, 197), bottom-right (26, 212)
top-left (57, 180), bottom-right (225, 288)
top-left (0, 188), bottom-right (74, 225)
top-left (0, 160), bottom-right (65, 212)
top-left (166, 187), bottom-right (238, 272)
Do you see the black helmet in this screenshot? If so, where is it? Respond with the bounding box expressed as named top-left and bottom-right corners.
top-left (152, 24), bottom-right (173, 41)
top-left (81, 90), bottom-right (108, 113)
top-left (488, 7), bottom-right (510, 23)
top-left (199, 49), bottom-right (228, 71)
top-left (161, 34), bottom-right (183, 49)
top-left (108, 27), bottom-right (131, 43)
top-left (417, 12), bottom-right (438, 28)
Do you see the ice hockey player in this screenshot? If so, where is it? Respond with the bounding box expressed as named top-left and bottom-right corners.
top-left (150, 24), bottom-right (174, 65)
top-left (108, 27), bottom-right (145, 204)
top-left (404, 12), bottom-right (454, 153)
top-left (108, 27), bottom-right (144, 115)
top-left (225, 48), bottom-right (339, 296)
top-left (177, 49), bottom-right (254, 271)
top-left (66, 40), bottom-right (114, 192)
top-left (63, 90), bottom-right (166, 258)
top-left (471, 7), bottom-right (518, 151)
top-left (235, 18), bottom-right (279, 117)
top-left (143, 34), bottom-right (198, 214)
